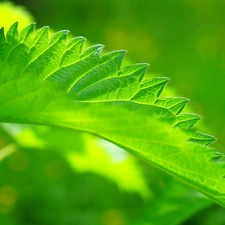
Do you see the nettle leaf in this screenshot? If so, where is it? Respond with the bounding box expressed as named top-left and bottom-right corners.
top-left (0, 22), bottom-right (225, 207)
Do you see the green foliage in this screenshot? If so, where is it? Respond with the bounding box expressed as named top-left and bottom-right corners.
top-left (0, 22), bottom-right (224, 210)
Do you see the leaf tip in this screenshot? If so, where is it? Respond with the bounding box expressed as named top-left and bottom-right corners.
top-left (189, 131), bottom-right (217, 146)
top-left (173, 113), bottom-right (201, 129)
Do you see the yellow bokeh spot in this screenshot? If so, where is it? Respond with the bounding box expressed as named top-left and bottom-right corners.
top-left (8, 151), bottom-right (30, 172)
top-left (44, 160), bottom-right (67, 180)
top-left (0, 2), bottom-right (33, 31)
top-left (101, 209), bottom-right (127, 225)
top-left (0, 185), bottom-right (17, 213)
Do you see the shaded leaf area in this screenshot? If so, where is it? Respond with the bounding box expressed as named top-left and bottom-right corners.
top-left (1, 123), bottom-right (150, 197)
top-left (0, 123), bottom-right (212, 225)
top-left (134, 166), bottom-right (212, 225)
top-left (0, 23), bottom-right (224, 207)
top-left (184, 204), bottom-right (225, 225)
top-left (0, 127), bottom-right (212, 225)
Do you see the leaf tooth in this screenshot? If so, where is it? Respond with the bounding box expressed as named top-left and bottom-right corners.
top-left (131, 77), bottom-right (169, 104)
top-left (169, 99), bottom-right (190, 115)
top-left (0, 28), bottom-right (11, 62)
top-left (118, 63), bottom-right (149, 82)
top-left (49, 30), bottom-right (69, 45)
top-left (80, 44), bottom-right (104, 59)
top-left (6, 21), bottom-right (19, 46)
top-left (216, 156), bottom-right (225, 164)
top-left (155, 97), bottom-right (189, 108)
top-left (61, 37), bottom-right (87, 67)
top-left (211, 152), bottom-right (225, 168)
top-left (155, 97), bottom-right (190, 115)
top-left (0, 27), bottom-right (6, 43)
top-left (27, 26), bottom-right (50, 63)
top-left (19, 22), bottom-right (36, 46)
top-left (100, 50), bottom-right (126, 71)
top-left (75, 74), bottom-right (140, 101)
top-left (173, 113), bottom-right (201, 128)
top-left (71, 51), bottom-right (127, 94)
top-left (189, 131), bottom-right (217, 146)
top-left (211, 152), bottom-right (224, 162)
top-left (141, 77), bottom-right (170, 90)
top-left (33, 26), bottom-right (49, 44)
top-left (66, 36), bottom-right (86, 49)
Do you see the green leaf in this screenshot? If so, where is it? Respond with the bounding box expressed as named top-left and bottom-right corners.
top-left (134, 171), bottom-right (212, 225)
top-left (174, 113), bottom-right (201, 128)
top-left (6, 21), bottom-right (19, 46)
top-left (155, 97), bottom-right (190, 115)
top-left (189, 132), bottom-right (217, 146)
top-left (0, 23), bottom-right (225, 207)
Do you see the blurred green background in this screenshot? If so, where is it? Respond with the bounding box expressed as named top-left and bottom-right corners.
top-left (0, 0), bottom-right (225, 224)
